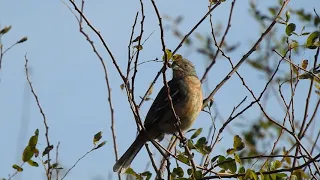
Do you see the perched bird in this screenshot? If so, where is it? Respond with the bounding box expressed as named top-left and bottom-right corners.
top-left (113, 58), bottom-right (203, 173)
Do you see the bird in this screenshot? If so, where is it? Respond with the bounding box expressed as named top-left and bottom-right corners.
top-left (113, 58), bottom-right (203, 173)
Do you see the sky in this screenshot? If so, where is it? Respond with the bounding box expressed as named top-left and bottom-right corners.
top-left (0, 0), bottom-right (319, 179)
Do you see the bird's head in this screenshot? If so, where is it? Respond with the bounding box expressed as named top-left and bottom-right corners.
top-left (171, 58), bottom-right (198, 79)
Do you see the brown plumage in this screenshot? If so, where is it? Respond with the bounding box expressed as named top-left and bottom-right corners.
top-left (113, 58), bottom-right (203, 173)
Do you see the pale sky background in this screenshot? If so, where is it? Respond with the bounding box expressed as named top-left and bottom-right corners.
top-left (1, 0), bottom-right (319, 179)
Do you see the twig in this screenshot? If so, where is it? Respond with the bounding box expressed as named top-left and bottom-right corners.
top-left (24, 55), bottom-right (51, 179)
top-left (202, 0), bottom-right (291, 108)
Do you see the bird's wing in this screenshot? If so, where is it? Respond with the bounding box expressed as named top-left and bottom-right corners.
top-left (144, 79), bottom-right (187, 128)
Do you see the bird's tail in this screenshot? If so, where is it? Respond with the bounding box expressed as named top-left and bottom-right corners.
top-left (113, 133), bottom-right (148, 173)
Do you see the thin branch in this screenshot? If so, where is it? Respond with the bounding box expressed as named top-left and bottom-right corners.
top-left (24, 55), bottom-right (51, 179)
top-left (202, 0), bottom-right (291, 108)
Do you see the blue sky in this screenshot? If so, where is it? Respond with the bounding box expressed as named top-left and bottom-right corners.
top-left (1, 0), bottom-right (319, 179)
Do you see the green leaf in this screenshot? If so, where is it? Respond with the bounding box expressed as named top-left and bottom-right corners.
top-left (12, 164), bottom-right (23, 172)
top-left (226, 148), bottom-right (235, 155)
top-left (177, 154), bottom-right (189, 164)
top-left (22, 146), bottom-right (34, 162)
top-left (238, 166), bottom-right (245, 173)
top-left (233, 135), bottom-right (245, 151)
top-left (234, 153), bottom-right (242, 164)
top-left (133, 45), bottom-right (143, 50)
top-left (132, 36), bottom-right (141, 43)
top-left (225, 157), bottom-right (237, 173)
top-left (172, 167), bottom-right (184, 177)
top-left (27, 159), bottom-right (39, 167)
top-left (194, 170), bottom-right (203, 179)
top-left (306, 31), bottom-right (319, 49)
top-left (285, 11), bottom-right (290, 22)
top-left (141, 171), bottom-right (152, 180)
top-left (285, 23), bottom-right (296, 36)
top-left (0, 26), bottom-right (12, 34)
top-left (42, 145), bottom-right (54, 157)
top-left (28, 135), bottom-right (38, 149)
top-left (191, 128), bottom-right (202, 139)
top-left (93, 131), bottom-right (102, 145)
top-left (162, 49), bottom-right (172, 61)
top-left (211, 155), bottom-right (219, 163)
top-left (271, 160), bottom-right (282, 170)
top-left (217, 155), bottom-right (228, 170)
top-left (95, 141), bottom-right (107, 149)
top-left (17, 36), bottom-right (28, 44)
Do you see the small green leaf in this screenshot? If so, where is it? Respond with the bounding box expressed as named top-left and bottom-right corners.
top-left (17, 37), bottom-right (28, 44)
top-left (12, 164), bottom-right (23, 172)
top-left (93, 131), bottom-right (102, 145)
top-left (172, 167), bottom-right (184, 177)
top-left (226, 148), bottom-right (235, 155)
top-left (132, 36), bottom-right (141, 43)
top-left (141, 171), bottom-right (152, 180)
top-left (28, 135), bottom-right (38, 149)
top-left (285, 23), bottom-right (296, 36)
top-left (162, 49), bottom-right (172, 61)
top-left (42, 145), bottom-right (54, 157)
top-left (271, 160), bottom-right (282, 170)
top-left (233, 135), bottom-right (245, 151)
top-left (51, 163), bottom-right (58, 169)
top-left (22, 146), bottom-right (34, 162)
top-left (211, 155), bottom-right (219, 163)
top-left (191, 128), bottom-right (202, 139)
top-left (133, 45), bottom-right (143, 50)
top-left (225, 157), bottom-right (237, 173)
top-left (217, 155), bottom-right (228, 170)
top-left (285, 11), bottom-right (290, 22)
top-left (194, 170), bottom-right (203, 179)
top-left (27, 159), bottom-right (39, 167)
top-left (95, 141), bottom-right (107, 149)
top-left (0, 26), bottom-right (12, 34)
top-left (177, 154), bottom-right (189, 164)
top-left (306, 31), bottom-right (319, 49)
top-left (234, 153), bottom-right (242, 164)
top-left (238, 166), bottom-right (245, 173)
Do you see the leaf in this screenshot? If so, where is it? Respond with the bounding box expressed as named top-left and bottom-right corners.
top-left (22, 146), bottom-right (34, 162)
top-left (133, 45), bottom-right (143, 50)
top-left (27, 159), bottom-right (39, 167)
top-left (285, 157), bottom-right (291, 165)
top-left (95, 141), bottom-right (107, 149)
top-left (191, 128), bottom-right (202, 139)
top-left (141, 171), bottom-right (152, 180)
top-left (194, 170), bottom-right (203, 179)
top-left (42, 145), bottom-right (54, 157)
top-left (12, 164), bottom-right (23, 172)
top-left (17, 36), bottom-right (28, 44)
top-left (301, 59), bottom-right (308, 69)
top-left (285, 10), bottom-right (290, 22)
top-left (120, 83), bottom-right (125, 90)
top-left (217, 155), bottom-right (228, 170)
top-left (211, 155), bottom-right (219, 163)
top-left (93, 131), bottom-right (102, 145)
top-left (225, 157), bottom-right (237, 173)
top-left (177, 154), bottom-right (189, 164)
top-left (234, 153), bottom-right (242, 164)
top-left (28, 135), bottom-right (38, 149)
top-left (172, 167), bottom-right (184, 177)
top-left (271, 160), bottom-right (282, 170)
top-left (132, 36), bottom-right (141, 43)
top-left (0, 26), bottom-right (12, 34)
top-left (306, 31), bottom-right (319, 49)
top-left (226, 148), bottom-right (235, 155)
top-left (233, 135), bottom-right (245, 151)
top-left (51, 163), bottom-right (58, 169)
top-left (285, 23), bottom-right (296, 36)
top-left (291, 64), bottom-right (299, 75)
top-left (162, 49), bottom-right (172, 61)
